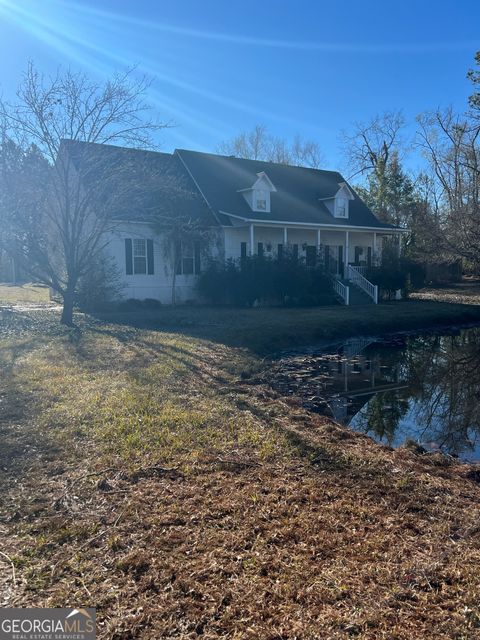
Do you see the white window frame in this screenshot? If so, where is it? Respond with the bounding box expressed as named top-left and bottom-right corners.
top-left (335, 197), bottom-right (348, 218)
top-left (177, 240), bottom-right (200, 276)
top-left (133, 238), bottom-right (147, 274)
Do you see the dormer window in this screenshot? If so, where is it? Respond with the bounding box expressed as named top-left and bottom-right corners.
top-left (336, 197), bottom-right (348, 218)
top-left (255, 190), bottom-right (267, 211)
top-left (238, 171), bottom-right (276, 214)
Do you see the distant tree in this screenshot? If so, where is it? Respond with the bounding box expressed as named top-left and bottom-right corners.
top-left (412, 52), bottom-right (480, 271)
top-left (0, 135), bottom-right (49, 284)
top-left (217, 124), bottom-right (324, 168)
top-left (341, 111), bottom-right (405, 179)
top-left (467, 50), bottom-right (480, 116)
top-left (0, 64), bottom-right (168, 325)
top-left (355, 150), bottom-right (421, 227)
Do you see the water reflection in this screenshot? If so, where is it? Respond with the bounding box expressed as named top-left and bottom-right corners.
top-left (273, 327), bottom-right (480, 461)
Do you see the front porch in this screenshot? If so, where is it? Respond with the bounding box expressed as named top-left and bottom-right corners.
top-left (224, 223), bottom-right (403, 304)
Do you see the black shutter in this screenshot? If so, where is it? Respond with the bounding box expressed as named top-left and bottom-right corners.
top-left (125, 239), bottom-right (133, 275)
top-left (367, 247), bottom-right (372, 267)
top-left (241, 242), bottom-right (247, 259)
top-left (293, 244), bottom-right (299, 260)
top-left (258, 242), bottom-right (264, 257)
top-left (147, 239), bottom-right (154, 275)
top-left (277, 244), bottom-right (283, 261)
top-left (194, 242), bottom-right (201, 275)
top-left (175, 240), bottom-right (182, 275)
top-left (306, 245), bottom-right (316, 267)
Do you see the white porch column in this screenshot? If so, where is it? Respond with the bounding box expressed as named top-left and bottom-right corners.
top-left (316, 229), bottom-right (321, 252)
top-left (283, 227), bottom-right (288, 245)
top-left (344, 230), bottom-right (350, 279)
top-left (249, 223), bottom-right (254, 256)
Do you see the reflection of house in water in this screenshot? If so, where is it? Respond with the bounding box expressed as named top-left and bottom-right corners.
top-left (327, 338), bottom-right (408, 424)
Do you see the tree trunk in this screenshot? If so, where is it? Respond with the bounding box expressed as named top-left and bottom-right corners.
top-left (171, 270), bottom-right (177, 306)
top-left (61, 288), bottom-right (75, 325)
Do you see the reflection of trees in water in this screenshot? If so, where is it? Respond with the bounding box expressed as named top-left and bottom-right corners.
top-left (357, 328), bottom-right (480, 456)
top-left (355, 390), bottom-right (409, 446)
top-left (405, 329), bottom-right (480, 456)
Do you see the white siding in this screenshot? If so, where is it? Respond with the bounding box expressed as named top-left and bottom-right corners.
top-left (105, 223), bottom-right (199, 304)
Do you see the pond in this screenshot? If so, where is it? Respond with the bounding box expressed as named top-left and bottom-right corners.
top-left (271, 326), bottom-right (480, 462)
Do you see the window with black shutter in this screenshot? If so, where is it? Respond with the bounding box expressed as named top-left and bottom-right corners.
top-left (257, 242), bottom-right (264, 257)
top-left (277, 244), bottom-right (283, 260)
top-left (125, 239), bottom-right (133, 275)
top-left (306, 245), bottom-right (316, 267)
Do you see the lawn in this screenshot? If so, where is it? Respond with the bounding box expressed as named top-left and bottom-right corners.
top-left (0, 282), bottom-right (51, 304)
top-left (98, 297), bottom-right (480, 354)
top-left (1, 295), bottom-right (480, 638)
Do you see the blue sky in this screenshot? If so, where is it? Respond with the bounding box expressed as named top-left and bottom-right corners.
top-left (0, 0), bottom-right (478, 174)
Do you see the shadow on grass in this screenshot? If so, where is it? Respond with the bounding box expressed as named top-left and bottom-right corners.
top-left (93, 299), bottom-right (480, 356)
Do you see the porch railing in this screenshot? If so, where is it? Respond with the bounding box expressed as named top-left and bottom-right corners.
top-left (352, 265), bottom-right (368, 276)
top-left (333, 278), bottom-right (349, 306)
top-left (347, 265), bottom-right (378, 304)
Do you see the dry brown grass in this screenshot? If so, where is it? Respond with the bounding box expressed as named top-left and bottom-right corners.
top-left (1, 311), bottom-right (480, 638)
top-left (411, 277), bottom-right (480, 307)
top-left (0, 282), bottom-right (51, 304)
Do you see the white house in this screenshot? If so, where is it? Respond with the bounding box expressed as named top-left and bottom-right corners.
top-left (62, 141), bottom-right (406, 305)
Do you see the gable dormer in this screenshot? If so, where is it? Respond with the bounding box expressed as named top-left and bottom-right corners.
top-left (321, 182), bottom-right (355, 219)
top-left (238, 172), bottom-right (277, 213)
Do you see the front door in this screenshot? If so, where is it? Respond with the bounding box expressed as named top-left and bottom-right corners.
top-left (324, 245), bottom-right (344, 276)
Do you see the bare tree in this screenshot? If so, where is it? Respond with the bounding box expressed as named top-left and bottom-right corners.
top-left (416, 107), bottom-right (480, 267)
top-left (217, 125), bottom-right (324, 168)
top-left (0, 64), bottom-right (168, 325)
top-left (341, 111), bottom-right (405, 181)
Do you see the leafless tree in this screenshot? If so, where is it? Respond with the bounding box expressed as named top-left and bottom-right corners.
top-left (416, 107), bottom-right (480, 268)
top-left (341, 111), bottom-right (405, 180)
top-left (0, 63), bottom-right (169, 325)
top-left (217, 125), bottom-right (324, 168)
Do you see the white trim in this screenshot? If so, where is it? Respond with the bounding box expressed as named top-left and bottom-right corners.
top-left (217, 211), bottom-right (407, 233)
top-left (255, 171), bottom-right (277, 192)
top-left (237, 172), bottom-right (277, 194)
top-left (337, 182), bottom-right (355, 200)
top-left (318, 182), bottom-right (355, 202)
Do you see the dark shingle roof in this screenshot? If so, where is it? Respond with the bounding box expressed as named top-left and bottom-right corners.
top-left (60, 140), bottom-right (398, 230)
top-left (176, 149), bottom-right (397, 230)
top-left (59, 140), bottom-right (215, 225)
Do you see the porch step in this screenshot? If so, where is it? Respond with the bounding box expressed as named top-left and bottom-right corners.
top-left (348, 282), bottom-right (375, 305)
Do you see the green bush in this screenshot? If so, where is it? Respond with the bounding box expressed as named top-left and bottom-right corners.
top-left (76, 255), bottom-right (123, 311)
top-left (366, 241), bottom-right (426, 300)
top-left (197, 252), bottom-right (335, 307)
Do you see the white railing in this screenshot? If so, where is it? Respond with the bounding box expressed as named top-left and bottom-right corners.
top-left (333, 278), bottom-right (350, 306)
top-left (342, 337), bottom-right (375, 358)
top-left (352, 265), bottom-right (368, 276)
top-left (347, 265), bottom-right (378, 304)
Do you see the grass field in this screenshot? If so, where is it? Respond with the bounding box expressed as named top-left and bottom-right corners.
top-left (98, 297), bottom-right (480, 354)
top-left (0, 282), bottom-right (50, 304)
top-left (1, 291), bottom-right (480, 637)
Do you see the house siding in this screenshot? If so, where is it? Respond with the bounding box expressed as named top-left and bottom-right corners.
top-left (105, 223), bottom-right (200, 304)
